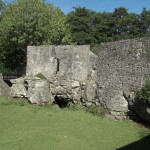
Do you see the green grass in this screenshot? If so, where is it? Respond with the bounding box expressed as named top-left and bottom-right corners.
top-left (35, 73), bottom-right (47, 80)
top-left (0, 96), bottom-right (150, 150)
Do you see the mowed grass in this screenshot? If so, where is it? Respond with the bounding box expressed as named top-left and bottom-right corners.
top-left (0, 96), bottom-right (150, 150)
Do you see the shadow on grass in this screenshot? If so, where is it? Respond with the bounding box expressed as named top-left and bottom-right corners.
top-left (117, 135), bottom-right (150, 150)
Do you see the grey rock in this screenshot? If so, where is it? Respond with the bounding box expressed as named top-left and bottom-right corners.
top-left (84, 79), bottom-right (97, 102)
top-left (108, 91), bottom-right (128, 112)
top-left (128, 92), bottom-right (136, 106)
top-left (0, 73), bottom-right (10, 96)
top-left (95, 101), bottom-right (100, 106)
top-left (11, 78), bottom-right (26, 98)
top-left (110, 111), bottom-right (127, 120)
top-left (72, 87), bottom-right (81, 101)
top-left (85, 102), bottom-right (92, 107)
top-left (11, 76), bottom-right (52, 104)
top-left (26, 78), bottom-right (52, 104)
top-left (71, 81), bottom-right (80, 89)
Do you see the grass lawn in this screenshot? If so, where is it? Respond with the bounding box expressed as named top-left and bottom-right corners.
top-left (0, 96), bottom-right (150, 150)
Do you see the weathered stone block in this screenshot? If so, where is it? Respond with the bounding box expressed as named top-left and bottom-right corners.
top-left (0, 73), bottom-right (10, 96)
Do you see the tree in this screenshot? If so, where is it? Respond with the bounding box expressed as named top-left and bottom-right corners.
top-left (67, 7), bottom-right (94, 45)
top-left (0, 0), bottom-right (71, 69)
top-left (137, 81), bottom-right (150, 104)
top-left (0, 0), bottom-right (5, 21)
top-left (139, 8), bottom-right (150, 36)
top-left (91, 12), bottom-right (115, 43)
top-left (125, 13), bottom-right (140, 38)
top-left (112, 7), bottom-right (129, 40)
top-left (0, 0), bottom-right (5, 12)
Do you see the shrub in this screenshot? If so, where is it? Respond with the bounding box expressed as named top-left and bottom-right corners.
top-left (0, 62), bottom-right (17, 74)
top-left (137, 81), bottom-right (150, 104)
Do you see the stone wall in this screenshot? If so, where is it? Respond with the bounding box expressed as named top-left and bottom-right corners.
top-left (26, 45), bottom-right (92, 83)
top-left (12, 45), bottom-right (97, 105)
top-left (97, 37), bottom-right (150, 119)
top-left (10, 38), bottom-right (150, 121)
top-left (0, 73), bottom-right (10, 96)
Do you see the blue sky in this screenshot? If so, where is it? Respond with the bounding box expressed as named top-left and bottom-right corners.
top-left (4, 0), bottom-right (150, 14)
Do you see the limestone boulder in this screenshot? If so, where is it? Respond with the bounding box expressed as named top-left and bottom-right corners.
top-left (25, 78), bottom-right (52, 104)
top-left (10, 78), bottom-right (26, 98)
top-left (108, 91), bottom-right (128, 112)
top-left (11, 76), bottom-right (53, 104)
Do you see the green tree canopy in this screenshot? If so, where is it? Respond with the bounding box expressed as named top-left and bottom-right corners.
top-left (112, 7), bottom-right (129, 40)
top-left (67, 6), bottom-right (142, 46)
top-left (91, 12), bottom-right (114, 43)
top-left (125, 13), bottom-right (140, 38)
top-left (140, 8), bottom-right (150, 36)
top-left (67, 7), bottom-right (94, 45)
top-left (0, 0), bottom-right (5, 21)
top-left (0, 0), bottom-right (72, 69)
top-left (109, 7), bottom-right (140, 40)
top-left (0, 0), bottom-right (5, 12)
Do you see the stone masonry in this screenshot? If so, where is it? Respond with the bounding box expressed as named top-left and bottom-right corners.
top-left (97, 37), bottom-right (150, 119)
top-left (11, 45), bottom-right (97, 105)
top-left (10, 37), bottom-right (150, 122)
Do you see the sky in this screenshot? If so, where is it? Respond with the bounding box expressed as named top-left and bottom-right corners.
top-left (4, 0), bottom-right (150, 14)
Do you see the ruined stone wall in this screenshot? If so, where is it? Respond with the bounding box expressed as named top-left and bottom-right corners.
top-left (0, 73), bottom-right (10, 96)
top-left (26, 45), bottom-right (91, 83)
top-left (12, 45), bottom-right (97, 105)
top-left (9, 38), bottom-right (150, 121)
top-left (97, 37), bottom-right (150, 118)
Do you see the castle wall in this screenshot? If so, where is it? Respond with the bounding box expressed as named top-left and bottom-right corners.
top-left (97, 37), bottom-right (150, 118)
top-left (9, 38), bottom-right (150, 121)
top-left (20, 45), bottom-right (97, 104)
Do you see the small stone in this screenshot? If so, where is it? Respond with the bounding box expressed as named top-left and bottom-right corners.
top-left (72, 81), bottom-right (80, 89)
top-left (85, 102), bottom-right (92, 107)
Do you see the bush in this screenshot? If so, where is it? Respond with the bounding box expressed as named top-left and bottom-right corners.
top-left (0, 62), bottom-right (17, 74)
top-left (137, 81), bottom-right (150, 104)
